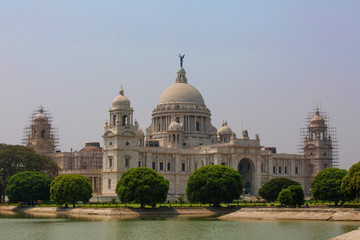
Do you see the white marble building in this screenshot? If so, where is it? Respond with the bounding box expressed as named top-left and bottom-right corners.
top-left (101, 64), bottom-right (333, 198)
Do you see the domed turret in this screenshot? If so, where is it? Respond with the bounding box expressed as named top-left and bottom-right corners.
top-left (34, 106), bottom-right (48, 122)
top-left (112, 88), bottom-right (130, 109)
top-left (217, 121), bottom-right (233, 135)
top-left (168, 121), bottom-right (183, 132)
top-left (218, 121), bottom-right (233, 143)
top-left (135, 121), bottom-right (145, 136)
top-left (310, 109), bottom-right (326, 127)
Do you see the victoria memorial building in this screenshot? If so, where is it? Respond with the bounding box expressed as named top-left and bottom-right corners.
top-left (25, 59), bottom-right (334, 199)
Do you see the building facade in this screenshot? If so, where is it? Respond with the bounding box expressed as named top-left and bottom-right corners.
top-left (25, 62), bottom-right (334, 199)
top-left (101, 64), bottom-right (333, 198)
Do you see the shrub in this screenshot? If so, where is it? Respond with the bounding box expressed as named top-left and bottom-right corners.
top-left (341, 161), bottom-right (360, 200)
top-left (278, 189), bottom-right (293, 206)
top-left (259, 178), bottom-right (300, 202)
top-left (50, 174), bottom-right (93, 207)
top-left (312, 168), bottom-right (348, 205)
top-left (277, 185), bottom-right (304, 207)
top-left (6, 171), bottom-right (51, 206)
top-left (186, 165), bottom-right (242, 207)
top-left (116, 167), bottom-right (169, 208)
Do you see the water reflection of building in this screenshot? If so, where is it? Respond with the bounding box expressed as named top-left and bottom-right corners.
top-left (25, 60), bottom-right (336, 199)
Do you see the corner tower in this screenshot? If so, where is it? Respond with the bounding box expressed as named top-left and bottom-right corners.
top-left (102, 88), bottom-right (143, 196)
top-left (24, 106), bottom-right (57, 155)
top-left (303, 108), bottom-right (333, 177)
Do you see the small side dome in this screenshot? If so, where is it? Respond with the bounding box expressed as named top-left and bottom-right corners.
top-left (112, 88), bottom-right (130, 108)
top-left (34, 106), bottom-right (48, 121)
top-left (135, 120), bottom-right (144, 136)
top-left (217, 121), bottom-right (233, 135)
top-left (310, 109), bottom-right (326, 127)
top-left (168, 121), bottom-right (183, 131)
top-left (138, 127), bottom-right (145, 136)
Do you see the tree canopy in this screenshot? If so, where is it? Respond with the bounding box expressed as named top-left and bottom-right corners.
top-left (0, 144), bottom-right (59, 202)
top-left (312, 168), bottom-right (348, 205)
top-left (186, 165), bottom-right (242, 207)
top-left (277, 189), bottom-right (293, 206)
top-left (50, 174), bottom-right (93, 207)
top-left (341, 161), bottom-right (360, 200)
top-left (5, 171), bottom-right (51, 206)
top-left (259, 177), bottom-right (300, 202)
top-left (116, 167), bottom-right (169, 208)
top-left (278, 185), bottom-right (304, 207)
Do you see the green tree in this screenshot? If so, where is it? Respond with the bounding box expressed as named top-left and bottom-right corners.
top-left (277, 189), bottom-right (293, 206)
top-left (50, 174), bottom-right (93, 207)
top-left (312, 168), bottom-right (348, 205)
top-left (287, 185), bottom-right (305, 207)
top-left (0, 144), bottom-right (59, 202)
top-left (186, 165), bottom-right (242, 207)
top-left (277, 185), bottom-right (304, 207)
top-left (341, 161), bottom-right (360, 200)
top-left (259, 177), bottom-right (300, 202)
top-left (116, 167), bottom-right (169, 208)
top-left (5, 171), bottom-right (51, 206)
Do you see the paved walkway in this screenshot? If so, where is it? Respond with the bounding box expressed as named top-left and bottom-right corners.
top-left (329, 227), bottom-right (360, 240)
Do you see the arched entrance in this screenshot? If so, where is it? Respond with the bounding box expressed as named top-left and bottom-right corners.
top-left (238, 158), bottom-right (254, 194)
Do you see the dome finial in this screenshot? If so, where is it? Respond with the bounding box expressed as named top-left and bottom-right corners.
top-left (119, 85), bottom-right (124, 96)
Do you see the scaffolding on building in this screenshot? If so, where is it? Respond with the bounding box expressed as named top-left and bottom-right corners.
top-left (298, 107), bottom-right (339, 167)
top-left (22, 105), bottom-right (60, 151)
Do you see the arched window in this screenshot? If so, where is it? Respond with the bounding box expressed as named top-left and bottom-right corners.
top-left (113, 115), bottom-right (116, 125)
top-left (196, 122), bottom-right (200, 131)
top-left (41, 129), bottom-right (45, 138)
top-left (122, 115), bottom-right (128, 126)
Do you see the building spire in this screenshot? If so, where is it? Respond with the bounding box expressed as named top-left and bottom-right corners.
top-left (178, 53), bottom-right (185, 67)
top-left (176, 54), bottom-right (188, 83)
top-left (119, 85), bottom-right (124, 96)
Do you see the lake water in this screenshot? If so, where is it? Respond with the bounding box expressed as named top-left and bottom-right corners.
top-left (0, 212), bottom-right (359, 240)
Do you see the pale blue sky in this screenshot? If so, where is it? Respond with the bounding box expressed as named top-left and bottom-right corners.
top-left (0, 1), bottom-right (359, 169)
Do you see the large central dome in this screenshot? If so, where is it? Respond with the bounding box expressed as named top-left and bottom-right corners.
top-left (158, 67), bottom-right (205, 105)
top-left (158, 82), bottom-right (205, 105)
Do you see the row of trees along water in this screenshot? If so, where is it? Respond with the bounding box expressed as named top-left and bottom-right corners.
top-left (1, 144), bottom-right (360, 207)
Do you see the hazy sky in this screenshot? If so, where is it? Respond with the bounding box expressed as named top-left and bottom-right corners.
top-left (1, 1), bottom-right (359, 170)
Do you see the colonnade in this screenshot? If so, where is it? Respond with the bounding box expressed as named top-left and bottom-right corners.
top-left (152, 115), bottom-right (209, 133)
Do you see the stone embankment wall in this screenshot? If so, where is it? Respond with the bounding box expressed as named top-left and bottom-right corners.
top-left (0, 205), bottom-right (235, 217)
top-left (2, 205), bottom-right (360, 222)
top-left (219, 208), bottom-right (360, 221)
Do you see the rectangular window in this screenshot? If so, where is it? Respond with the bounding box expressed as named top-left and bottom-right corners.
top-left (160, 162), bottom-right (164, 171)
top-left (182, 163), bottom-right (186, 171)
top-left (109, 158), bottom-right (113, 168)
top-left (195, 163), bottom-right (198, 170)
top-left (152, 162), bottom-right (156, 170)
top-left (108, 179), bottom-right (111, 189)
top-left (221, 163), bottom-right (226, 166)
top-left (273, 166), bottom-right (276, 174)
top-left (261, 164), bottom-right (264, 173)
top-left (125, 158), bottom-right (129, 168)
top-left (279, 167), bottom-right (282, 174)
top-left (285, 167), bottom-right (287, 174)
top-left (138, 161), bottom-right (141, 167)
top-left (295, 167), bottom-right (299, 174)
